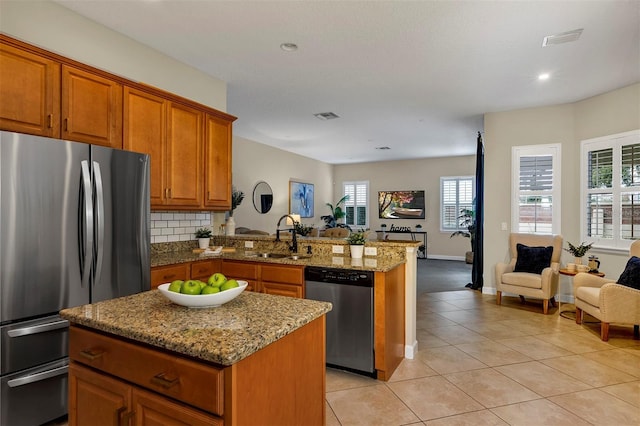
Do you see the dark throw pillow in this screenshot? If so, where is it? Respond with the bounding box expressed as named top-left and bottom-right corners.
top-left (514, 243), bottom-right (554, 274)
top-left (617, 256), bottom-right (640, 290)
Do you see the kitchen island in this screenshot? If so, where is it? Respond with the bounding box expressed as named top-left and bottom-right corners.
top-left (60, 290), bottom-right (331, 425)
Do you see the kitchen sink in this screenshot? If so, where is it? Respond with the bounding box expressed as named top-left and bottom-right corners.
top-left (288, 254), bottom-right (312, 260)
top-left (257, 252), bottom-right (289, 259)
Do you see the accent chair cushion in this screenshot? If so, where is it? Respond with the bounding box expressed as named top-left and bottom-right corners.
top-left (617, 256), bottom-right (640, 290)
top-left (514, 243), bottom-right (554, 275)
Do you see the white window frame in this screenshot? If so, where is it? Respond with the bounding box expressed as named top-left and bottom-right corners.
top-left (511, 143), bottom-right (562, 235)
top-left (343, 181), bottom-right (369, 229)
top-left (440, 176), bottom-right (475, 232)
top-left (581, 129), bottom-right (640, 251)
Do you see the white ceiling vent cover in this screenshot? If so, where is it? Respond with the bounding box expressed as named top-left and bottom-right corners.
top-left (314, 112), bottom-right (340, 120)
top-left (542, 29), bottom-right (583, 47)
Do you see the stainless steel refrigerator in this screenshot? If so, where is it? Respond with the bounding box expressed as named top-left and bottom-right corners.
top-left (0, 131), bottom-right (150, 425)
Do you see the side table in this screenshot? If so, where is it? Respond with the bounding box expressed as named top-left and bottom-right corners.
top-left (558, 268), bottom-right (605, 319)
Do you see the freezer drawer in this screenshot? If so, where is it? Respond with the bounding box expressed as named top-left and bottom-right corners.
top-left (0, 358), bottom-right (68, 426)
top-left (1, 315), bottom-right (68, 375)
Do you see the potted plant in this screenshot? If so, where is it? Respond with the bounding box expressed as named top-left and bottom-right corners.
top-left (226, 186), bottom-right (245, 235)
top-left (347, 231), bottom-right (366, 259)
top-left (195, 227), bottom-right (212, 249)
top-left (450, 206), bottom-right (476, 264)
top-left (564, 241), bottom-right (593, 264)
top-left (321, 195), bottom-right (350, 229)
top-left (293, 222), bottom-right (313, 237)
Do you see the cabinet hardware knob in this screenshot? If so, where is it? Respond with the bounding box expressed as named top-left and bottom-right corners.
top-left (79, 349), bottom-right (104, 360)
top-left (64, 118), bottom-right (68, 131)
top-left (48, 114), bottom-right (53, 128)
top-left (151, 372), bottom-right (180, 389)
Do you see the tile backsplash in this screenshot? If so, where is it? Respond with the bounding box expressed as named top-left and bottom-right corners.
top-left (150, 211), bottom-right (211, 243)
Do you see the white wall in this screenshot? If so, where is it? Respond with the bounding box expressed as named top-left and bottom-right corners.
top-left (227, 136), bottom-right (334, 235)
top-left (0, 0), bottom-right (227, 111)
top-left (333, 156), bottom-right (476, 259)
top-left (484, 83), bottom-right (640, 299)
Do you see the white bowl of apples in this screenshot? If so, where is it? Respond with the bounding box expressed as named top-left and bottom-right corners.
top-left (158, 273), bottom-right (247, 308)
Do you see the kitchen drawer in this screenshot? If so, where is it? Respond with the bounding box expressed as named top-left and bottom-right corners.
top-left (221, 260), bottom-right (258, 280)
top-left (190, 259), bottom-right (221, 280)
top-left (69, 326), bottom-right (224, 416)
top-left (261, 264), bottom-right (303, 285)
top-left (151, 264), bottom-right (189, 289)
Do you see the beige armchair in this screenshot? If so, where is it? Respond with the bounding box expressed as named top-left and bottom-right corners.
top-left (321, 228), bottom-right (350, 238)
top-left (574, 240), bottom-right (640, 341)
top-left (495, 233), bottom-right (563, 314)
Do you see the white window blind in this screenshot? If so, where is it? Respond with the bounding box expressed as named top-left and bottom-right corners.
top-left (582, 130), bottom-right (640, 249)
top-left (343, 181), bottom-right (369, 229)
top-left (440, 177), bottom-right (474, 231)
top-left (512, 144), bottom-right (561, 235)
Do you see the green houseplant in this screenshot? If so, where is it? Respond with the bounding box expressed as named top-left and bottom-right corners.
top-left (321, 195), bottom-right (350, 229)
top-left (564, 241), bottom-right (593, 264)
top-left (347, 231), bottom-right (366, 259)
top-left (449, 206), bottom-right (476, 264)
top-left (195, 227), bottom-right (212, 249)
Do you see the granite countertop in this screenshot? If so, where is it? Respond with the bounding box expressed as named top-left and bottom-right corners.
top-left (60, 290), bottom-right (331, 366)
top-left (152, 250), bottom-right (406, 272)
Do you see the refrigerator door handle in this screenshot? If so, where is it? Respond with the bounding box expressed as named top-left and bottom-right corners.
top-left (7, 365), bottom-right (69, 388)
top-left (93, 161), bottom-right (105, 285)
top-left (80, 160), bottom-right (93, 289)
top-left (7, 319), bottom-right (69, 337)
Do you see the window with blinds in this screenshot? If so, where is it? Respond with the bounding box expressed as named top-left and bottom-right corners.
top-left (582, 131), bottom-right (640, 248)
top-left (343, 181), bottom-right (368, 228)
top-left (511, 144), bottom-right (561, 235)
top-left (440, 177), bottom-right (474, 231)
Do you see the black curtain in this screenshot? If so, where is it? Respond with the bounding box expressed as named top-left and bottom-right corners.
top-left (467, 132), bottom-right (484, 290)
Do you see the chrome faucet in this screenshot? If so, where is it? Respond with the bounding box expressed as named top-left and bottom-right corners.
top-left (276, 214), bottom-right (298, 253)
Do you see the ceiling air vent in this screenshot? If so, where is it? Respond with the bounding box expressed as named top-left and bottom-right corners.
top-left (542, 29), bottom-right (583, 47)
top-left (376, 146), bottom-right (391, 150)
top-left (314, 112), bottom-right (340, 120)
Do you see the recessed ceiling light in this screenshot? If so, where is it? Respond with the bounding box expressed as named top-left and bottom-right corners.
top-left (280, 43), bottom-right (298, 52)
top-left (538, 73), bottom-right (550, 81)
top-left (542, 29), bottom-right (583, 47)
top-left (314, 112), bottom-right (339, 120)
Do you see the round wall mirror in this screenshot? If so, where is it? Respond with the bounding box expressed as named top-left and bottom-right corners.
top-left (253, 181), bottom-right (273, 214)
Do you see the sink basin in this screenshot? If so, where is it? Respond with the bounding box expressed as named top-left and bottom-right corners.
top-left (288, 254), bottom-right (312, 260)
top-left (258, 252), bottom-right (289, 259)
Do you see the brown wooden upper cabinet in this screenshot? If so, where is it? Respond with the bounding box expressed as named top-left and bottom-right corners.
top-left (204, 113), bottom-right (232, 210)
top-left (0, 42), bottom-right (60, 137)
top-left (61, 65), bottom-right (122, 148)
top-left (124, 87), bottom-right (203, 208)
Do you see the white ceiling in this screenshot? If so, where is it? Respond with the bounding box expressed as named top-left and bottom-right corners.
top-left (54, 0), bottom-right (639, 165)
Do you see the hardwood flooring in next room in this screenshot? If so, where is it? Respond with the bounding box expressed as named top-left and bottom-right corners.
top-left (325, 291), bottom-right (640, 426)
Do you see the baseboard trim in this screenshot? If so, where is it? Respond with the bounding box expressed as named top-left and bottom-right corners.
top-left (405, 340), bottom-right (418, 359)
top-left (427, 254), bottom-right (466, 261)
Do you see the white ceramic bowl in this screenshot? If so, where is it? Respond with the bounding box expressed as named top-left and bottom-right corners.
top-left (157, 281), bottom-right (248, 308)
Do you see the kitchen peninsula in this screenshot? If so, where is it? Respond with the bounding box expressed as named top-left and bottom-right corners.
top-left (60, 290), bottom-right (331, 425)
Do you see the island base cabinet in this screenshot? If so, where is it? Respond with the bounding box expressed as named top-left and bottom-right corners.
top-left (69, 363), bottom-right (221, 426)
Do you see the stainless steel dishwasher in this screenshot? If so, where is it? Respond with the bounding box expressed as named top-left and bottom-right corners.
top-left (304, 266), bottom-right (375, 377)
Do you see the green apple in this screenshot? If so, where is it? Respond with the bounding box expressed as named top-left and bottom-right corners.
top-left (197, 280), bottom-right (207, 290)
top-left (201, 285), bottom-right (220, 295)
top-left (181, 280), bottom-right (202, 295)
top-left (168, 280), bottom-right (183, 293)
top-left (220, 279), bottom-right (239, 292)
top-left (208, 272), bottom-right (226, 287)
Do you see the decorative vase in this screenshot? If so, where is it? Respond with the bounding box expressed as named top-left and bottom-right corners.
top-left (350, 245), bottom-right (364, 259)
top-left (226, 216), bottom-right (236, 236)
top-left (198, 237), bottom-right (210, 249)
top-left (575, 257), bottom-right (583, 265)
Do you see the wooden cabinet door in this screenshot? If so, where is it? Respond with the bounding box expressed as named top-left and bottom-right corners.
top-left (124, 87), bottom-right (167, 206)
top-left (150, 263), bottom-right (189, 289)
top-left (61, 65), bottom-right (122, 148)
top-left (68, 363), bottom-right (132, 426)
top-left (204, 113), bottom-right (232, 209)
top-left (262, 281), bottom-right (303, 298)
top-left (133, 387), bottom-right (222, 426)
top-left (0, 42), bottom-right (60, 137)
top-left (166, 102), bottom-right (203, 207)
top-left (191, 259), bottom-right (222, 281)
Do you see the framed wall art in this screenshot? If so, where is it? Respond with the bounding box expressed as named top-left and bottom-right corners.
top-left (289, 180), bottom-right (314, 218)
top-left (378, 190), bottom-right (425, 219)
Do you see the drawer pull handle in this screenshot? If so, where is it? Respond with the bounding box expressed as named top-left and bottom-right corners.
top-left (79, 349), bottom-right (104, 361)
top-left (151, 372), bottom-right (180, 389)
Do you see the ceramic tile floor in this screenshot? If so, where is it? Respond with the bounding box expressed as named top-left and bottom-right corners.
top-left (325, 291), bottom-right (640, 426)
